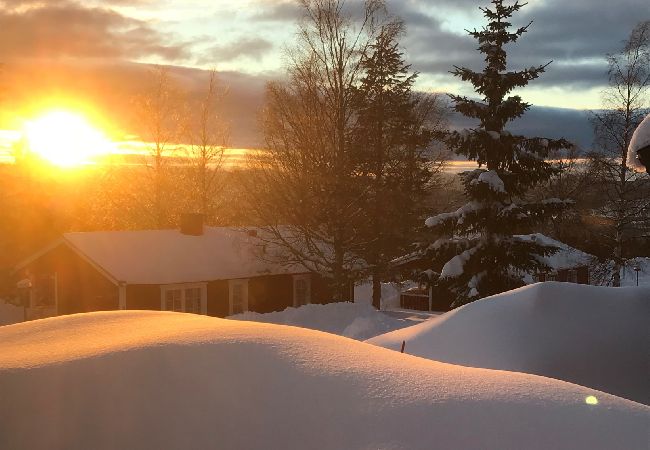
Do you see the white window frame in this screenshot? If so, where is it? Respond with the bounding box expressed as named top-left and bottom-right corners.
top-left (292, 274), bottom-right (312, 308)
top-left (160, 283), bottom-right (208, 315)
top-left (228, 279), bottom-right (249, 315)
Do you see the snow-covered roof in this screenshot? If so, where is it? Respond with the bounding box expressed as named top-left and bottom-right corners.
top-left (62, 227), bottom-right (308, 285)
top-left (516, 233), bottom-right (594, 270)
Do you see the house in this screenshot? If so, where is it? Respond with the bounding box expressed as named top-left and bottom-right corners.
top-left (13, 217), bottom-right (343, 321)
top-left (517, 234), bottom-right (593, 284)
top-left (393, 233), bottom-right (594, 312)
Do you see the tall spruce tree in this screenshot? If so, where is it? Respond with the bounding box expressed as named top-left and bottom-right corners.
top-left (247, 0), bottom-right (386, 301)
top-left (352, 21), bottom-right (444, 309)
top-left (426, 0), bottom-right (573, 304)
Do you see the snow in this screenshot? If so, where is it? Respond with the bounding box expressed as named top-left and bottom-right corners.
top-left (368, 282), bottom-right (650, 405)
top-left (425, 211), bottom-right (455, 227)
top-left (59, 227), bottom-right (308, 284)
top-left (472, 170), bottom-right (505, 193)
top-left (516, 233), bottom-right (594, 270)
top-left (621, 257), bottom-right (650, 287)
top-left (628, 113), bottom-right (649, 171)
top-left (441, 246), bottom-right (478, 278)
top-left (0, 301), bottom-right (23, 326)
top-left (353, 279), bottom-right (404, 309)
top-left (425, 201), bottom-right (482, 228)
top-left (229, 302), bottom-right (410, 340)
top-left (0, 311), bottom-right (647, 450)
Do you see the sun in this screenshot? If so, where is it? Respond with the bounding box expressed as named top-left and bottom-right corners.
top-left (23, 110), bottom-right (114, 167)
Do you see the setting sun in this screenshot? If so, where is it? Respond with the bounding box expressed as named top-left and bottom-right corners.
top-left (23, 111), bottom-right (114, 167)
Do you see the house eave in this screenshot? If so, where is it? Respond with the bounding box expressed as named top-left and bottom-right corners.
top-left (13, 237), bottom-right (121, 286)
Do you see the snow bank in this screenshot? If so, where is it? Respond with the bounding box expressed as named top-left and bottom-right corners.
top-left (230, 301), bottom-right (409, 340)
top-left (0, 311), bottom-right (647, 450)
top-left (368, 282), bottom-right (650, 405)
top-left (628, 113), bottom-right (649, 171)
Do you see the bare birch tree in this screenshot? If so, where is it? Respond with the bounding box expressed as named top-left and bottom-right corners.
top-left (247, 0), bottom-right (386, 300)
top-left (135, 66), bottom-right (184, 229)
top-left (184, 69), bottom-right (230, 223)
top-left (589, 21), bottom-right (650, 286)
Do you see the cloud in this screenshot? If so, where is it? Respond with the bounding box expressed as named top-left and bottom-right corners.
top-left (388, 0), bottom-right (647, 91)
top-left (201, 37), bottom-right (274, 64)
top-left (251, 1), bottom-right (303, 22)
top-left (0, 60), bottom-right (269, 148)
top-left (0, 1), bottom-right (189, 61)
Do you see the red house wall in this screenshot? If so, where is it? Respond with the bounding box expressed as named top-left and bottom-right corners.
top-left (19, 244), bottom-right (350, 318)
top-left (126, 285), bottom-right (160, 311)
top-left (249, 275), bottom-right (293, 314)
top-left (18, 244), bottom-right (119, 315)
top-left (207, 280), bottom-right (229, 317)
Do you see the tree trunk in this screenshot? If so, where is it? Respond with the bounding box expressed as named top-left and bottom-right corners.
top-left (372, 272), bottom-right (381, 310)
top-left (613, 228), bottom-right (622, 287)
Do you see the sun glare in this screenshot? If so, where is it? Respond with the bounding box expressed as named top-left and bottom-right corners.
top-left (23, 110), bottom-right (114, 167)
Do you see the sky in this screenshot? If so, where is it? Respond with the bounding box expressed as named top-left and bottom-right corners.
top-left (0, 0), bottom-right (648, 148)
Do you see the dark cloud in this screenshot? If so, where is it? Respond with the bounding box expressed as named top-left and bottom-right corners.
top-left (0, 58), bottom-right (595, 150)
top-left (0, 60), bottom-right (268, 148)
top-left (388, 0), bottom-right (649, 91)
top-left (201, 37), bottom-right (274, 64)
top-left (0, 1), bottom-right (189, 61)
top-left (449, 104), bottom-right (594, 149)
top-left (252, 2), bottom-right (303, 22)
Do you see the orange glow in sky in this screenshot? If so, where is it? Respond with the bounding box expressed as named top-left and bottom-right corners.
top-left (22, 110), bottom-right (115, 167)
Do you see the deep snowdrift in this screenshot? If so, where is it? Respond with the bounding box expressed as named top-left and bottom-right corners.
top-left (0, 311), bottom-right (648, 450)
top-left (230, 301), bottom-right (411, 340)
top-left (368, 282), bottom-right (650, 405)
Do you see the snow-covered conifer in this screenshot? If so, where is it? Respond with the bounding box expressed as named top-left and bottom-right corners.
top-left (352, 21), bottom-right (445, 309)
top-left (425, 0), bottom-right (573, 304)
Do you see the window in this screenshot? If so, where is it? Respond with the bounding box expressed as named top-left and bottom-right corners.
top-left (161, 284), bottom-right (207, 314)
top-left (293, 275), bottom-right (311, 307)
top-left (229, 280), bottom-right (249, 315)
top-left (165, 289), bottom-right (183, 312)
top-left (185, 287), bottom-right (202, 314)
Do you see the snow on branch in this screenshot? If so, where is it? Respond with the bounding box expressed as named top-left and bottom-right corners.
top-left (470, 170), bottom-right (505, 193)
top-left (425, 202), bottom-right (484, 228)
top-left (441, 246), bottom-right (479, 279)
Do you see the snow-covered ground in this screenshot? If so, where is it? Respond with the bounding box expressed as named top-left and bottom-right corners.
top-left (0, 311), bottom-right (647, 450)
top-left (230, 302), bottom-right (413, 340)
top-left (229, 280), bottom-right (433, 341)
top-left (621, 257), bottom-right (650, 287)
top-left (368, 282), bottom-right (650, 405)
top-left (353, 279), bottom-right (405, 309)
top-left (0, 301), bottom-right (23, 326)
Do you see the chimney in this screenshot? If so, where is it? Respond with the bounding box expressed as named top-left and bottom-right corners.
top-left (180, 213), bottom-right (204, 236)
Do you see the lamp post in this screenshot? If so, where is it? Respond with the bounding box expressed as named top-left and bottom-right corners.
top-left (633, 264), bottom-right (640, 287)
